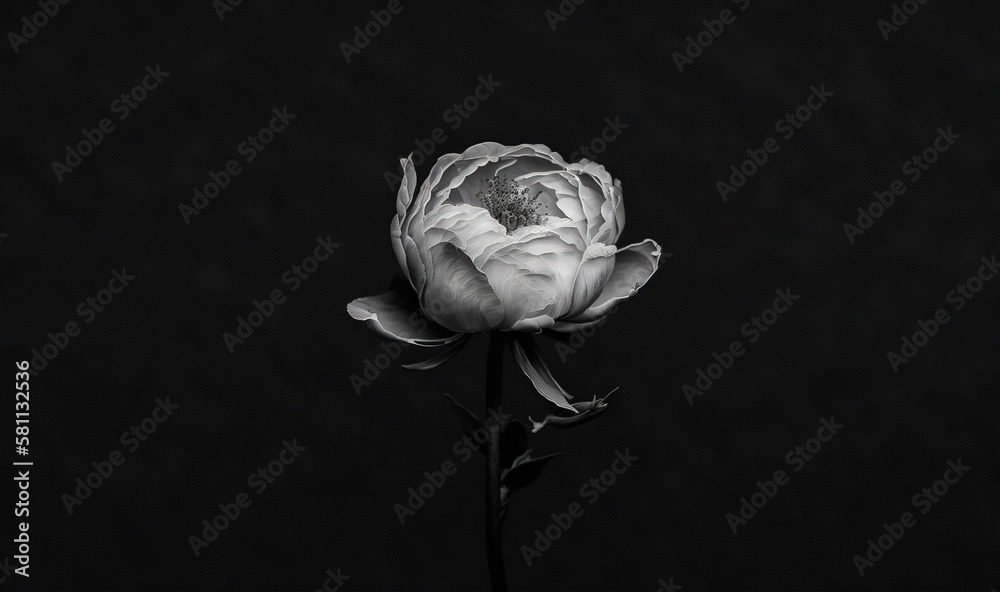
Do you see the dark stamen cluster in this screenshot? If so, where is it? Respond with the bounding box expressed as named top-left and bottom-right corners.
top-left (476, 175), bottom-right (547, 232)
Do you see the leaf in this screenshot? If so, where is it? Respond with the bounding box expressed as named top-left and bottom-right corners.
top-left (443, 392), bottom-right (485, 453)
top-left (529, 387), bottom-right (619, 432)
top-left (500, 420), bottom-right (529, 469)
top-left (501, 450), bottom-right (564, 492)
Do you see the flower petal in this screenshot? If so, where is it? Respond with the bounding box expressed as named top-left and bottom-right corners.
top-left (421, 241), bottom-right (505, 333)
top-left (423, 203), bottom-right (507, 262)
top-left (505, 315), bottom-right (555, 333)
top-left (548, 317), bottom-right (605, 334)
top-left (401, 335), bottom-right (471, 370)
top-left (561, 171), bottom-right (605, 242)
top-left (396, 156), bottom-right (417, 218)
top-left (567, 159), bottom-right (614, 186)
top-left (391, 156), bottom-right (418, 285)
top-left (402, 234), bottom-right (425, 295)
top-left (431, 143), bottom-right (572, 211)
top-left (565, 243), bottom-right (617, 318)
top-left (480, 230), bottom-right (582, 325)
top-left (390, 216), bottom-right (409, 284)
top-left (347, 288), bottom-right (464, 346)
top-left (592, 180), bottom-right (624, 246)
top-left (511, 334), bottom-right (577, 412)
top-left (562, 239), bottom-right (666, 324)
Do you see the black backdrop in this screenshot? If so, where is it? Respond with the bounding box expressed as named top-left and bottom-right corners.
top-left (1, 1), bottom-right (998, 590)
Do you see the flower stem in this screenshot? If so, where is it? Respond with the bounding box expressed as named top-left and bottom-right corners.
top-left (485, 331), bottom-right (508, 592)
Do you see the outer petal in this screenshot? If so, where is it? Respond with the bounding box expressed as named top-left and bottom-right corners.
top-left (612, 178), bottom-right (625, 242)
top-left (421, 242), bottom-right (505, 333)
top-left (391, 156), bottom-right (417, 285)
top-left (347, 288), bottom-right (463, 346)
top-left (511, 334), bottom-right (577, 412)
top-left (566, 159), bottom-right (614, 187)
top-left (548, 317), bottom-right (606, 334)
top-left (565, 243), bottom-right (617, 318)
top-left (403, 153), bottom-right (462, 296)
top-left (592, 179), bottom-right (624, 246)
top-left (505, 315), bottom-right (555, 333)
top-left (561, 171), bottom-right (605, 242)
top-left (396, 156), bottom-right (417, 217)
top-left (401, 335), bottom-right (471, 370)
top-left (560, 239), bottom-right (666, 325)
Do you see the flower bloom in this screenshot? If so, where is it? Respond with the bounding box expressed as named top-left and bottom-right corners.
top-left (348, 143), bottom-right (665, 409)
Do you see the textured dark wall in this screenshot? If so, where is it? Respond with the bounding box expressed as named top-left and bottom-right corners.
top-left (1, 1), bottom-right (997, 590)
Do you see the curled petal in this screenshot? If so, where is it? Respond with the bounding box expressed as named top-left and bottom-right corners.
top-left (402, 335), bottom-right (471, 370)
top-left (397, 156), bottom-right (417, 218)
top-left (347, 288), bottom-right (463, 346)
top-left (403, 153), bottom-right (460, 295)
top-left (511, 333), bottom-right (577, 412)
top-left (505, 315), bottom-right (555, 333)
top-left (592, 181), bottom-right (624, 246)
top-left (529, 387), bottom-right (618, 432)
top-left (457, 142), bottom-right (569, 167)
top-left (562, 239), bottom-right (667, 325)
top-left (421, 242), bottom-right (505, 333)
top-left (566, 159), bottom-right (614, 187)
top-left (562, 171), bottom-right (605, 242)
top-left (401, 234), bottom-right (425, 297)
top-left (548, 317), bottom-right (605, 334)
top-left (390, 216), bottom-right (408, 284)
top-left (566, 243), bottom-right (617, 318)
top-left (611, 180), bottom-right (625, 243)
top-left (391, 156), bottom-right (417, 285)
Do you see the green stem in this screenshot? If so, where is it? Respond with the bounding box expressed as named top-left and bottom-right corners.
top-left (485, 332), bottom-right (508, 592)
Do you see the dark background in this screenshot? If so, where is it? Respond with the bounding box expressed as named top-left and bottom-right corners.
top-left (1, 1), bottom-right (997, 590)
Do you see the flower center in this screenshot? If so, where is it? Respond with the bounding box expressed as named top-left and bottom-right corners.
top-left (476, 175), bottom-right (547, 232)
